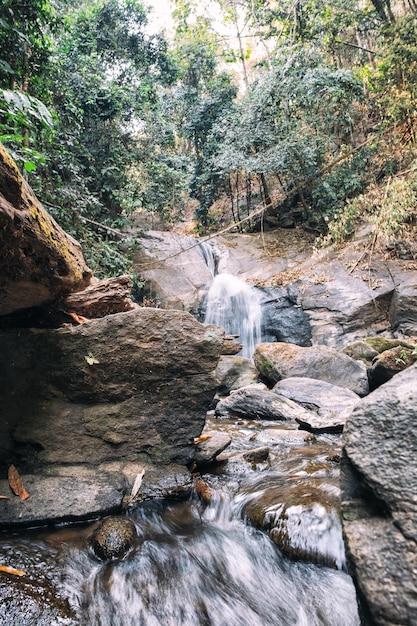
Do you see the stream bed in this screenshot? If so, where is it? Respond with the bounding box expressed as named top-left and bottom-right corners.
top-left (0, 414), bottom-right (360, 625)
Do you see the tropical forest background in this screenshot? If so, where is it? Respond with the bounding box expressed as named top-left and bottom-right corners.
top-left (1, 0), bottom-right (416, 276)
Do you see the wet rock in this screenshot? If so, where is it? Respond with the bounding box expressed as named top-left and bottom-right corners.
top-left (243, 447), bottom-right (270, 463)
top-left (215, 355), bottom-right (259, 394)
top-left (193, 433), bottom-right (232, 466)
top-left (90, 516), bottom-right (138, 560)
top-left (243, 478), bottom-right (344, 569)
top-left (0, 470), bottom-right (124, 530)
top-left (254, 342), bottom-right (369, 396)
top-left (252, 428), bottom-right (315, 447)
top-left (342, 364), bottom-right (417, 626)
top-left (0, 574), bottom-right (76, 626)
top-left (215, 383), bottom-right (314, 422)
top-left (272, 377), bottom-right (360, 433)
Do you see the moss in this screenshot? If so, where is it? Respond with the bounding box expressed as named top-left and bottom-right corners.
top-left (365, 336), bottom-right (416, 354)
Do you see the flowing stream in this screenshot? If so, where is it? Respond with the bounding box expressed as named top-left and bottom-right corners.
top-left (0, 416), bottom-right (360, 625)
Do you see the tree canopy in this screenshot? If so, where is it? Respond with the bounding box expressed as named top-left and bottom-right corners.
top-left (0, 0), bottom-right (416, 274)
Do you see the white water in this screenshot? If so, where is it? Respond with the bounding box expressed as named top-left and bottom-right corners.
top-left (62, 497), bottom-right (360, 626)
top-left (204, 273), bottom-right (262, 359)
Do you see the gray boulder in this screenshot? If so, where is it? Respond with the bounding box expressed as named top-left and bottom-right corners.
top-left (254, 342), bottom-right (369, 396)
top-left (342, 364), bottom-right (417, 626)
top-left (272, 377), bottom-right (360, 433)
top-left (215, 383), bottom-right (314, 422)
top-left (214, 355), bottom-right (259, 394)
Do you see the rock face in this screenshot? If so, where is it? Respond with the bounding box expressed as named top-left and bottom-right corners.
top-left (254, 342), bottom-right (369, 396)
top-left (341, 365), bottom-right (417, 626)
top-left (0, 308), bottom-right (225, 471)
top-left (0, 143), bottom-right (91, 314)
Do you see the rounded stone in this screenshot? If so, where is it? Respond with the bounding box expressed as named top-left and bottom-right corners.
top-left (90, 516), bottom-right (138, 561)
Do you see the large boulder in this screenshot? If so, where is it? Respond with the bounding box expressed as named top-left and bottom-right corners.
top-left (215, 383), bottom-right (315, 422)
top-left (272, 377), bottom-right (360, 433)
top-left (254, 342), bottom-right (369, 396)
top-left (0, 143), bottom-right (91, 314)
top-left (341, 364), bottom-right (417, 626)
top-left (0, 308), bottom-right (225, 471)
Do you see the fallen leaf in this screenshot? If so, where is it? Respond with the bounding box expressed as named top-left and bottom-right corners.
top-left (194, 478), bottom-right (213, 505)
top-left (8, 465), bottom-right (30, 501)
top-left (130, 469), bottom-right (145, 498)
top-left (0, 565), bottom-right (26, 577)
top-left (68, 311), bottom-right (89, 324)
top-left (193, 434), bottom-right (212, 445)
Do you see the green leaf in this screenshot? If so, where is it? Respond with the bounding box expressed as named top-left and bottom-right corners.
top-left (23, 161), bottom-right (37, 173)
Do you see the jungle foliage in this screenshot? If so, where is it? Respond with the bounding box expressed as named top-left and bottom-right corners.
top-left (0, 0), bottom-right (416, 274)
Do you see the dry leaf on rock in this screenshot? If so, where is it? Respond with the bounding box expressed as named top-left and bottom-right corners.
top-left (0, 564), bottom-right (26, 577)
top-left (68, 311), bottom-right (89, 324)
top-left (8, 465), bottom-right (30, 501)
top-left (193, 434), bottom-right (212, 445)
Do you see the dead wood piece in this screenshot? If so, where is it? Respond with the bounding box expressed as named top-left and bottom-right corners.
top-left (60, 275), bottom-right (136, 318)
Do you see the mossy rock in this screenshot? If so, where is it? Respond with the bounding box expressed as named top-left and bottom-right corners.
top-left (364, 337), bottom-right (416, 354)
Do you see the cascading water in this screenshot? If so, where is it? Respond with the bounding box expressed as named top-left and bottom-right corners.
top-left (204, 273), bottom-right (262, 360)
top-left (198, 240), bottom-right (263, 359)
top-left (0, 417), bottom-right (360, 625)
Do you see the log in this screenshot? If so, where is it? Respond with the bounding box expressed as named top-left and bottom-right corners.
top-left (0, 143), bottom-right (92, 315)
top-left (60, 275), bottom-right (137, 318)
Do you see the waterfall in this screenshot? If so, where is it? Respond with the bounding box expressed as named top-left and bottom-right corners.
top-left (197, 240), bottom-right (219, 277)
top-left (204, 273), bottom-right (262, 359)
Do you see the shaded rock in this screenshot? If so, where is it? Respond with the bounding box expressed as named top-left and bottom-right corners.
top-left (90, 516), bottom-right (138, 560)
top-left (193, 433), bottom-right (232, 465)
top-left (214, 355), bottom-right (259, 394)
top-left (215, 384), bottom-right (314, 422)
top-left (0, 308), bottom-right (225, 469)
top-left (341, 364), bottom-right (417, 625)
top-left (272, 377), bottom-right (360, 433)
top-left (254, 342), bottom-right (369, 396)
top-left (0, 143), bottom-right (91, 315)
top-left (259, 286), bottom-right (312, 346)
top-left (123, 464), bottom-right (193, 504)
top-left (389, 275), bottom-right (417, 335)
top-left (370, 345), bottom-right (417, 385)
